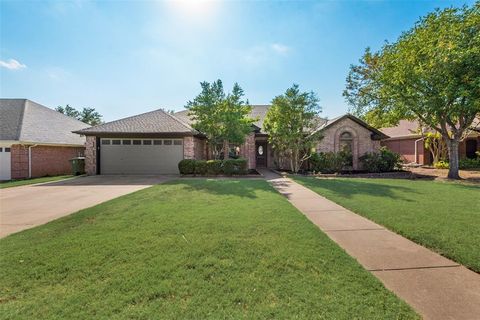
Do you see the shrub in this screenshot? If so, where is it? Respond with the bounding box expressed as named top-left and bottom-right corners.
top-left (223, 158), bottom-right (247, 175)
top-left (360, 147), bottom-right (402, 173)
top-left (309, 152), bottom-right (347, 174)
top-left (459, 158), bottom-right (480, 169)
top-left (206, 160), bottom-right (223, 175)
top-left (194, 160), bottom-right (208, 175)
top-left (433, 161), bottom-right (449, 169)
top-left (178, 159), bottom-right (195, 174)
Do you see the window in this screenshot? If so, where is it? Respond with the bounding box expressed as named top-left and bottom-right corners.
top-left (339, 131), bottom-right (353, 166)
top-left (0, 148), bottom-right (2, 152)
top-left (143, 140), bottom-right (152, 145)
top-left (257, 145), bottom-right (264, 155)
top-left (173, 140), bottom-right (182, 145)
top-left (112, 140), bottom-right (121, 145)
top-left (122, 140), bottom-right (131, 145)
top-left (101, 140), bottom-right (111, 145)
top-left (153, 140), bottom-right (162, 145)
top-left (132, 140), bottom-right (141, 145)
top-left (5, 148), bottom-right (10, 152)
top-left (164, 140), bottom-right (172, 145)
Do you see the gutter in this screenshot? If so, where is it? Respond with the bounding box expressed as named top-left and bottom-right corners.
top-left (414, 137), bottom-right (424, 164)
top-left (28, 144), bottom-right (38, 178)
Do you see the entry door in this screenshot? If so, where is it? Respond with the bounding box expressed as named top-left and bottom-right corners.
top-left (466, 139), bottom-right (478, 159)
top-left (256, 142), bottom-right (267, 167)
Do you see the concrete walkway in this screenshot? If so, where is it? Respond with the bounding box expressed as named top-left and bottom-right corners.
top-left (0, 175), bottom-right (172, 238)
top-left (260, 169), bottom-right (480, 320)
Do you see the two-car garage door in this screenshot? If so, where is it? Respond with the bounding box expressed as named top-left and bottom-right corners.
top-left (100, 138), bottom-right (183, 174)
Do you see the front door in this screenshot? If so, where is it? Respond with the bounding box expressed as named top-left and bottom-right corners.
top-left (256, 142), bottom-right (267, 167)
top-left (466, 139), bottom-right (478, 159)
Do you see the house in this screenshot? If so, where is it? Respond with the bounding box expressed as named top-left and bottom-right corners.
top-left (0, 99), bottom-right (88, 180)
top-left (75, 105), bottom-right (387, 175)
top-left (381, 119), bottom-right (480, 165)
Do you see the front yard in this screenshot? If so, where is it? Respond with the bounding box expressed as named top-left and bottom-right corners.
top-left (293, 176), bottom-right (480, 272)
top-left (0, 179), bottom-right (417, 319)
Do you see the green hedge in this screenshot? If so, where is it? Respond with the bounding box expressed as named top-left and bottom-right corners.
top-left (178, 158), bottom-right (248, 175)
top-left (359, 147), bottom-right (402, 173)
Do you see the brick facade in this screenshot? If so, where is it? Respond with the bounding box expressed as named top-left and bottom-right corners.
top-left (10, 144), bottom-right (84, 179)
top-left (85, 136), bottom-right (97, 175)
top-left (240, 133), bottom-right (256, 169)
top-left (316, 117), bottom-right (382, 170)
top-left (382, 138), bottom-right (429, 164)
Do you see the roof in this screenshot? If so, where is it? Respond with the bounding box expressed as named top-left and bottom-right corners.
top-left (74, 108), bottom-right (198, 136)
top-left (316, 114), bottom-right (389, 140)
top-left (380, 120), bottom-right (423, 139)
top-left (0, 99), bottom-right (89, 145)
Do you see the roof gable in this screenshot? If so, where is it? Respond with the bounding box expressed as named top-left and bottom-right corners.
top-left (317, 114), bottom-right (389, 140)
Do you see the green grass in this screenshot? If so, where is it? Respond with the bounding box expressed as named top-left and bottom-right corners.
top-left (293, 176), bottom-right (480, 272)
top-left (0, 175), bottom-right (74, 189)
top-left (0, 179), bottom-right (417, 319)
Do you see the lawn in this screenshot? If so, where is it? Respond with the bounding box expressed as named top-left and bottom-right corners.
top-left (0, 179), bottom-right (417, 319)
top-left (0, 175), bottom-right (74, 189)
top-left (293, 176), bottom-right (480, 272)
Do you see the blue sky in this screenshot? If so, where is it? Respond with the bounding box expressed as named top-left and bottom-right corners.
top-left (0, 0), bottom-right (474, 122)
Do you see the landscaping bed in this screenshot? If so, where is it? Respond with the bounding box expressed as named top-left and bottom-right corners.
top-left (0, 179), bottom-right (417, 319)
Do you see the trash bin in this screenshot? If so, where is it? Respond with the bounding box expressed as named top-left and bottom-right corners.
top-left (69, 157), bottom-right (86, 175)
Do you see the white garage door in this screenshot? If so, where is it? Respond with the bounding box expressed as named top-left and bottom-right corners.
top-left (100, 138), bottom-right (183, 174)
top-left (0, 146), bottom-right (12, 180)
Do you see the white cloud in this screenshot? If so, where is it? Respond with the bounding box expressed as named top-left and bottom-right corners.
top-left (271, 43), bottom-right (290, 55)
top-left (0, 59), bottom-right (27, 70)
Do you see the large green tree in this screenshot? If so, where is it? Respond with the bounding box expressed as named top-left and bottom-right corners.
top-left (186, 80), bottom-right (254, 159)
top-left (56, 105), bottom-right (103, 126)
top-left (263, 84), bottom-right (322, 173)
top-left (344, 3), bottom-right (480, 179)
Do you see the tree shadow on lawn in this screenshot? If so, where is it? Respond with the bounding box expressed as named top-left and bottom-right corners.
top-left (296, 177), bottom-right (418, 201)
top-left (168, 178), bottom-right (277, 199)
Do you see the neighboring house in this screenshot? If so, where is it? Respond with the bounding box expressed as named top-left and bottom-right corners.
top-left (75, 105), bottom-right (387, 175)
top-left (0, 99), bottom-right (88, 180)
top-left (381, 119), bottom-right (480, 165)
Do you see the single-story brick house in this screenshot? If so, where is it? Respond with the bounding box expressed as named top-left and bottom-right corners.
top-left (381, 119), bottom-right (480, 165)
top-left (75, 105), bottom-right (388, 175)
top-left (0, 99), bottom-right (88, 180)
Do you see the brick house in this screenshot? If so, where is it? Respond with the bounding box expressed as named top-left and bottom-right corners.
top-left (0, 99), bottom-right (88, 180)
top-left (381, 119), bottom-right (480, 165)
top-left (75, 106), bottom-right (387, 175)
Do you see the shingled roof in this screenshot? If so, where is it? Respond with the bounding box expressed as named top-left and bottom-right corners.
top-left (74, 109), bottom-right (198, 136)
top-left (315, 114), bottom-right (389, 140)
top-left (0, 99), bottom-right (88, 146)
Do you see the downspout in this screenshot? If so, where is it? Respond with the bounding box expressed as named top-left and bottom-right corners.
top-left (414, 138), bottom-right (424, 164)
top-left (28, 144), bottom-right (38, 178)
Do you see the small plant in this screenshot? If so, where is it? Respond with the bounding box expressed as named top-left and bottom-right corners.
top-left (194, 160), bottom-right (208, 175)
top-left (309, 152), bottom-right (349, 174)
top-left (223, 159), bottom-right (247, 175)
top-left (178, 159), bottom-right (196, 174)
top-left (359, 147), bottom-right (402, 172)
top-left (206, 160), bottom-right (223, 175)
top-left (459, 158), bottom-right (480, 169)
top-left (433, 161), bottom-right (449, 169)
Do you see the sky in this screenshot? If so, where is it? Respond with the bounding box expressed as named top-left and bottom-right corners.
top-left (0, 0), bottom-right (475, 122)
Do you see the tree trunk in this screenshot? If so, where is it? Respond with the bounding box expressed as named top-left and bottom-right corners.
top-left (446, 139), bottom-right (460, 179)
top-left (223, 140), bottom-right (229, 160)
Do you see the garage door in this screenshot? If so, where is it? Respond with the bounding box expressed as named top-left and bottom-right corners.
top-left (100, 139), bottom-right (183, 174)
top-left (0, 146), bottom-right (12, 180)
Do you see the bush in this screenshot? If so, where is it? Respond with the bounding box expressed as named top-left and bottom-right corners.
top-left (178, 159), bottom-right (195, 174)
top-left (206, 160), bottom-right (223, 175)
top-left (309, 152), bottom-right (348, 174)
top-left (433, 161), bottom-right (449, 169)
top-left (223, 158), bottom-right (247, 175)
top-left (194, 160), bottom-right (208, 175)
top-left (360, 147), bottom-right (402, 173)
top-left (459, 158), bottom-right (480, 169)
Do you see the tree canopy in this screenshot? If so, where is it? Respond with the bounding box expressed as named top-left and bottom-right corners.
top-left (343, 3), bottom-right (480, 179)
top-left (56, 105), bottom-right (103, 126)
top-left (263, 84), bottom-right (322, 173)
top-left (186, 80), bottom-right (254, 159)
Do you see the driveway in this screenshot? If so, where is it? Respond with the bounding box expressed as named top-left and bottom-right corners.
top-left (0, 175), bottom-right (172, 238)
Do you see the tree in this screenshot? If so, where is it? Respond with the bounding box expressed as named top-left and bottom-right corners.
top-left (343, 3), bottom-right (480, 179)
top-left (186, 80), bottom-right (254, 159)
top-left (263, 84), bottom-right (322, 173)
top-left (56, 105), bottom-right (103, 126)
top-left (424, 132), bottom-right (448, 164)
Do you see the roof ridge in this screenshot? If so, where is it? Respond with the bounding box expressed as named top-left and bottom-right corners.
top-left (163, 109), bottom-right (196, 132)
top-left (85, 108), bottom-right (164, 131)
top-left (16, 99), bottom-right (28, 141)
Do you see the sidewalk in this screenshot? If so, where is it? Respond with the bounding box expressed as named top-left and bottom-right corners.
top-left (260, 169), bottom-right (480, 320)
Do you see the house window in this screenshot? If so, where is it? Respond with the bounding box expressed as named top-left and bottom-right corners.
top-left (174, 140), bottom-right (182, 146)
top-left (101, 140), bottom-right (111, 145)
top-left (112, 140), bottom-right (121, 145)
top-left (153, 140), bottom-right (162, 145)
top-left (5, 148), bottom-right (11, 152)
top-left (339, 131), bottom-right (353, 166)
top-left (143, 140), bottom-right (152, 145)
top-left (164, 140), bottom-right (172, 145)
top-left (122, 140), bottom-right (131, 145)
top-left (0, 148), bottom-right (2, 152)
top-left (132, 140), bottom-right (141, 145)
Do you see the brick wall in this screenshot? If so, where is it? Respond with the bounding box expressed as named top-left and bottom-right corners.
top-left (317, 118), bottom-right (382, 170)
top-left (183, 136), bottom-right (195, 159)
top-left (85, 136), bottom-right (97, 175)
top-left (193, 137), bottom-right (207, 160)
top-left (240, 133), bottom-right (256, 169)
top-left (382, 138), bottom-right (428, 164)
top-left (11, 144), bottom-right (85, 179)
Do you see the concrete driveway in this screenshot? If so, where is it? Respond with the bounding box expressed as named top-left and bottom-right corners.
top-left (0, 175), bottom-right (172, 238)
